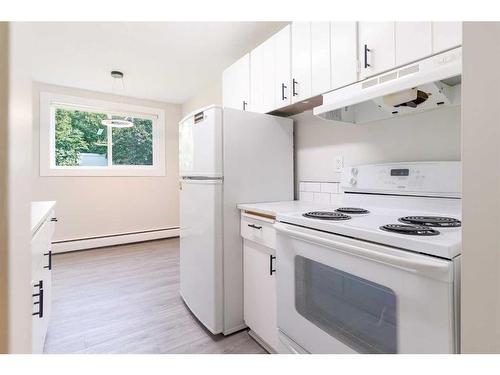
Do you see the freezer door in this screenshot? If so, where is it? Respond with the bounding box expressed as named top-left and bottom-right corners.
top-left (179, 178), bottom-right (223, 334)
top-left (179, 107), bottom-right (223, 178)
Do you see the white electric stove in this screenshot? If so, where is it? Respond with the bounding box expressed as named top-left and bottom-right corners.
top-left (275, 161), bottom-right (462, 354)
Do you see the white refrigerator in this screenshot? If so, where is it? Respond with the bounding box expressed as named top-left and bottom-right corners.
top-left (179, 105), bottom-right (293, 335)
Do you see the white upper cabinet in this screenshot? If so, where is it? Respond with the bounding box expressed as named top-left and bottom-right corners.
top-left (224, 21), bottom-right (463, 115)
top-left (331, 22), bottom-right (358, 90)
top-left (291, 22), bottom-right (312, 103)
top-left (433, 22), bottom-right (462, 54)
top-left (250, 25), bottom-right (290, 113)
top-left (222, 53), bottom-right (250, 111)
top-left (358, 22), bottom-right (396, 79)
top-left (274, 25), bottom-right (292, 109)
top-left (250, 37), bottom-right (276, 113)
top-left (395, 22), bottom-right (432, 66)
top-left (311, 22), bottom-right (331, 97)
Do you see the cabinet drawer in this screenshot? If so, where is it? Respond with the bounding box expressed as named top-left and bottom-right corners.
top-left (240, 214), bottom-right (276, 249)
top-left (31, 211), bottom-right (56, 274)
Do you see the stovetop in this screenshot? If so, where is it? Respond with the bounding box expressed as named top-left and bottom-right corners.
top-left (277, 203), bottom-right (462, 260)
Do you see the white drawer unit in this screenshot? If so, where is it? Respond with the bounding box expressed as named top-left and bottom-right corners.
top-left (240, 213), bottom-right (276, 249)
top-left (240, 211), bottom-right (281, 352)
top-left (31, 206), bottom-right (56, 354)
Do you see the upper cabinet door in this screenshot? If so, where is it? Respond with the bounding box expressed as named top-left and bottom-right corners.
top-left (250, 38), bottom-right (276, 113)
top-left (222, 53), bottom-right (250, 111)
top-left (311, 22), bottom-right (331, 97)
top-left (274, 25), bottom-right (291, 109)
top-left (433, 22), bottom-right (462, 54)
top-left (395, 22), bottom-right (432, 66)
top-left (331, 22), bottom-right (358, 90)
top-left (358, 22), bottom-right (395, 79)
top-left (291, 22), bottom-right (312, 103)
top-left (249, 42), bottom-right (264, 113)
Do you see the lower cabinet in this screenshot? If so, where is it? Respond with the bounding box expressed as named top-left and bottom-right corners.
top-left (240, 212), bottom-right (283, 353)
top-left (31, 211), bottom-right (55, 354)
top-left (243, 239), bottom-right (279, 351)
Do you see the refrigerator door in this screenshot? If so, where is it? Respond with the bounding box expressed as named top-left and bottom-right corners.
top-left (179, 106), bottom-right (223, 178)
top-left (179, 178), bottom-right (223, 334)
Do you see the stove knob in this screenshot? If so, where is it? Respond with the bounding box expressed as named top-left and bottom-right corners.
top-left (350, 178), bottom-right (357, 186)
top-left (351, 167), bottom-right (358, 176)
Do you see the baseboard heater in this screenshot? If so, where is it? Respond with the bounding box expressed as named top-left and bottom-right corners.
top-left (51, 227), bottom-right (180, 254)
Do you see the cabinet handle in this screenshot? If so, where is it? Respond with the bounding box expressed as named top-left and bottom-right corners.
top-left (248, 224), bottom-right (262, 230)
top-left (44, 250), bottom-right (52, 270)
top-left (269, 255), bottom-right (276, 276)
top-left (364, 44), bottom-right (371, 69)
top-left (292, 79), bottom-right (298, 96)
top-left (281, 83), bottom-right (287, 100)
top-left (51, 217), bottom-right (58, 222)
top-left (242, 101), bottom-right (247, 111)
top-left (32, 280), bottom-right (44, 318)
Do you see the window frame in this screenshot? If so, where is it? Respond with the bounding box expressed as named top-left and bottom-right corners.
top-left (40, 92), bottom-right (166, 177)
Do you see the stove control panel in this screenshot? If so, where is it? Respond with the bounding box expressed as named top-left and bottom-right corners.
top-left (341, 161), bottom-right (461, 198)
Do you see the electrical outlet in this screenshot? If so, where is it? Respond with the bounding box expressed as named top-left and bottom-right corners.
top-left (334, 155), bottom-right (344, 172)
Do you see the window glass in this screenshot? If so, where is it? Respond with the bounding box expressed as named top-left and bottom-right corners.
top-left (111, 117), bottom-right (153, 166)
top-left (54, 108), bottom-right (154, 167)
top-left (295, 255), bottom-right (398, 353)
top-left (54, 108), bottom-right (108, 166)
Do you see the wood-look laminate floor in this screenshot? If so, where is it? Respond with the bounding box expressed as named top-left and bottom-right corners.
top-left (44, 238), bottom-right (266, 354)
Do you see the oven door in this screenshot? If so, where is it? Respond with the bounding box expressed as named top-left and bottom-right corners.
top-left (275, 222), bottom-right (457, 354)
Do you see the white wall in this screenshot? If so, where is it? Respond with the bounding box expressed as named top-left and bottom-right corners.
top-left (0, 21), bottom-right (8, 354)
top-left (181, 81), bottom-right (222, 118)
top-left (32, 82), bottom-right (181, 242)
top-left (4, 22), bottom-right (34, 354)
top-left (461, 22), bottom-right (500, 353)
top-left (293, 106), bottom-right (461, 188)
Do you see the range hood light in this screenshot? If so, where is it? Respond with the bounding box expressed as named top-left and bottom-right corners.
top-left (383, 88), bottom-right (418, 107)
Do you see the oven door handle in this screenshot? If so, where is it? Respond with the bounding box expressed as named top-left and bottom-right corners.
top-left (274, 223), bottom-right (451, 275)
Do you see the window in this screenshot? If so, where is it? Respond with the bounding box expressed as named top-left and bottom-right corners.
top-left (40, 92), bottom-right (165, 176)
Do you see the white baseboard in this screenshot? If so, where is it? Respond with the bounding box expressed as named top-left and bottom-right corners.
top-left (51, 227), bottom-right (179, 253)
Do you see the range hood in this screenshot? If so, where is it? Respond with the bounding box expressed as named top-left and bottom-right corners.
top-left (313, 47), bottom-right (462, 124)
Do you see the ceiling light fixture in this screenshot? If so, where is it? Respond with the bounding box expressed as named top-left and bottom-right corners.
top-left (101, 70), bottom-right (134, 128)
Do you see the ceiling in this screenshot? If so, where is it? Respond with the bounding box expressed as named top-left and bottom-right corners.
top-left (20, 22), bottom-right (288, 104)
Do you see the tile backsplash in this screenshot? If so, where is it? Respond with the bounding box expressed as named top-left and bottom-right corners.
top-left (299, 182), bottom-right (342, 205)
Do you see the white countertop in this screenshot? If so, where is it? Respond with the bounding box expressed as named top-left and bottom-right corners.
top-left (31, 201), bottom-right (56, 236)
top-left (237, 200), bottom-right (330, 217)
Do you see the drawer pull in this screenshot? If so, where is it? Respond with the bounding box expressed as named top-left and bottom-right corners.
top-left (270, 255), bottom-right (276, 275)
top-left (247, 224), bottom-right (262, 230)
top-left (51, 217), bottom-right (58, 222)
top-left (44, 250), bottom-right (52, 270)
top-left (32, 280), bottom-right (44, 318)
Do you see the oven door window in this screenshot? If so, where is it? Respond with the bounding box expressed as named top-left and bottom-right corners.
top-left (295, 256), bottom-right (398, 353)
